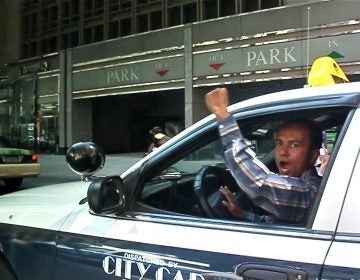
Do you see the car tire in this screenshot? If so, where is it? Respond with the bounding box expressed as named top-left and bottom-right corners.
top-left (0, 260), bottom-right (17, 280)
top-left (3, 178), bottom-right (23, 189)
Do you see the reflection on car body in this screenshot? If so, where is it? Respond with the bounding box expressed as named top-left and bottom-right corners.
top-left (0, 82), bottom-right (360, 279)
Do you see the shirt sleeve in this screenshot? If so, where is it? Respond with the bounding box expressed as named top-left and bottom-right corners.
top-left (242, 210), bottom-right (277, 223)
top-left (218, 115), bottom-right (319, 223)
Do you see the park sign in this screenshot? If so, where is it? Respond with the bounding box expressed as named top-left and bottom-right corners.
top-left (72, 33), bottom-right (359, 93)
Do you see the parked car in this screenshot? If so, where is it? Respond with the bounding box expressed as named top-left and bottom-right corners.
top-left (0, 81), bottom-right (360, 279)
top-left (0, 136), bottom-right (40, 188)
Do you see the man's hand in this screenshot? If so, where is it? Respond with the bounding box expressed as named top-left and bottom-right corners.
top-left (219, 186), bottom-right (243, 219)
top-left (205, 88), bottom-right (230, 120)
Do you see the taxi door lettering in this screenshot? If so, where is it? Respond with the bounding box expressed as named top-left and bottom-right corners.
top-left (103, 256), bottom-right (116, 275)
top-left (172, 271), bottom-right (205, 280)
top-left (188, 273), bottom-right (205, 280)
top-left (137, 262), bottom-right (152, 278)
top-left (103, 256), bottom-right (205, 280)
top-left (156, 267), bottom-right (170, 279)
top-left (103, 256), bottom-right (134, 278)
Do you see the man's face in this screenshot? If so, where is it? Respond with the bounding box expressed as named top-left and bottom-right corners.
top-left (275, 124), bottom-right (319, 177)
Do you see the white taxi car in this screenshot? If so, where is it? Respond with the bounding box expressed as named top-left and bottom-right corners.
top-left (0, 81), bottom-right (359, 279)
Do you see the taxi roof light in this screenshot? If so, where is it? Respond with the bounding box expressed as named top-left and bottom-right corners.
top-left (307, 56), bottom-right (349, 87)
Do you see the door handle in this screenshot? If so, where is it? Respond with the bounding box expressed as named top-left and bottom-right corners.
top-left (235, 263), bottom-right (308, 280)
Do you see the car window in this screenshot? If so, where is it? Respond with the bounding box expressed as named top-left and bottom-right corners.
top-left (0, 136), bottom-right (11, 148)
top-left (140, 120), bottom-right (277, 215)
top-left (138, 106), bottom-right (353, 227)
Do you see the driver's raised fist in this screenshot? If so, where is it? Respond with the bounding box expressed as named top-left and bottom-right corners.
top-left (205, 88), bottom-right (230, 120)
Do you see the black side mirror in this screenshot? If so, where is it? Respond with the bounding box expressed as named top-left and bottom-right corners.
top-left (87, 176), bottom-right (126, 214)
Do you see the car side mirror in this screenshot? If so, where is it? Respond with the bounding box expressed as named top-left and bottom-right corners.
top-left (87, 176), bottom-right (126, 214)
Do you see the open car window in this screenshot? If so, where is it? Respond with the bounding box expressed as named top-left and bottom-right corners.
top-left (139, 106), bottom-right (353, 227)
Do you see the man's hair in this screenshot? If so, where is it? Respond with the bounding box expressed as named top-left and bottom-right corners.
top-left (277, 118), bottom-right (322, 150)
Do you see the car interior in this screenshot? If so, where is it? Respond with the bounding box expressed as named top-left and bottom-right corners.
top-left (136, 105), bottom-right (353, 226)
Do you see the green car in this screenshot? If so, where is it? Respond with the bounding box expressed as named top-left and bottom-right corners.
top-left (0, 136), bottom-right (40, 188)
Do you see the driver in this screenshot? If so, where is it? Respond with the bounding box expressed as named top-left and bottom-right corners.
top-left (205, 88), bottom-right (322, 224)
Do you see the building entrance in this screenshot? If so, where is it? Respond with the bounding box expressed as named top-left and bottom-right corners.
top-left (92, 89), bottom-right (184, 154)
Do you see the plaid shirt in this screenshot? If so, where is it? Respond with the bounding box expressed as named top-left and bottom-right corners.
top-left (218, 115), bottom-right (321, 224)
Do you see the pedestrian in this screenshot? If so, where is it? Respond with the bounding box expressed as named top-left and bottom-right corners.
top-left (147, 126), bottom-right (170, 153)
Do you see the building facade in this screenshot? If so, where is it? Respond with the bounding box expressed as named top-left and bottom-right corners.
top-left (1, 0), bottom-right (359, 154)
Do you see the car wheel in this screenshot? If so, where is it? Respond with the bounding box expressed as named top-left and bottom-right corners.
top-left (0, 260), bottom-right (17, 280)
top-left (3, 178), bottom-right (23, 189)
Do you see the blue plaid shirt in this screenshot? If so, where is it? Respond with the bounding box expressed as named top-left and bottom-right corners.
top-left (218, 115), bottom-right (321, 224)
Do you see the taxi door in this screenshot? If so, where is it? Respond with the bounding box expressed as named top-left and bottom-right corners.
top-left (55, 205), bottom-right (332, 280)
top-left (321, 146), bottom-right (360, 277)
top-left (320, 109), bottom-right (360, 278)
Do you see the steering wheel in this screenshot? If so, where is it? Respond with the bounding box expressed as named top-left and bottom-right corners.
top-left (194, 165), bottom-right (261, 219)
top-left (193, 165), bottom-right (237, 218)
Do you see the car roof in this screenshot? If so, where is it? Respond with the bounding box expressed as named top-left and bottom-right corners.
top-left (194, 82), bottom-right (360, 132)
top-left (228, 81), bottom-right (360, 113)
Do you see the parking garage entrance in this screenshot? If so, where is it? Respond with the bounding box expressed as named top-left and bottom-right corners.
top-left (92, 89), bottom-right (185, 154)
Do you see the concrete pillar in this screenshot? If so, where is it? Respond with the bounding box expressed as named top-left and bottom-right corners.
top-left (58, 48), bottom-right (73, 153)
top-left (58, 50), bottom-right (67, 153)
top-left (66, 49), bottom-right (73, 149)
top-left (184, 24), bottom-right (212, 127)
top-left (184, 24), bottom-right (194, 128)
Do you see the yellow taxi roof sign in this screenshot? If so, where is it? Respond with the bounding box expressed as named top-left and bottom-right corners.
top-left (308, 56), bottom-right (349, 86)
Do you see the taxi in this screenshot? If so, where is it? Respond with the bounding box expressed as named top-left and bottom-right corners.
top-left (0, 136), bottom-right (40, 189)
top-left (0, 79), bottom-right (359, 279)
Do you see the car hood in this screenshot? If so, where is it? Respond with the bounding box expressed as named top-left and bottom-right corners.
top-left (0, 181), bottom-right (90, 230)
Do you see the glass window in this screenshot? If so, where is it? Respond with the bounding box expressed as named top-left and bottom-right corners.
top-left (136, 14), bottom-right (148, 33)
top-left (83, 27), bottom-right (92, 44)
top-left (120, 18), bottom-right (131, 36)
top-left (120, 0), bottom-right (132, 10)
top-left (93, 24), bottom-right (104, 42)
top-left (84, 0), bottom-right (93, 18)
top-left (61, 34), bottom-right (69, 49)
top-left (109, 21), bottom-right (119, 39)
top-left (220, 0), bottom-right (236, 17)
top-left (141, 117), bottom-right (277, 216)
top-left (94, 0), bottom-right (104, 16)
top-left (183, 3), bottom-right (197, 24)
top-left (62, 1), bottom-right (70, 18)
top-left (243, 0), bottom-right (259, 12)
top-left (48, 36), bottom-right (57, 52)
top-left (168, 6), bottom-right (181, 27)
top-left (261, 0), bottom-right (280, 9)
top-left (71, 0), bottom-right (80, 15)
top-left (203, 0), bottom-right (218, 20)
top-left (150, 10), bottom-right (162, 30)
top-left (70, 31), bottom-right (79, 47)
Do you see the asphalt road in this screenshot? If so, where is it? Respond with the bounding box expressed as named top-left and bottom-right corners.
top-left (0, 153), bottom-right (143, 195)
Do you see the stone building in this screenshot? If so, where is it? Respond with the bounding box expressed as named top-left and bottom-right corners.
top-left (0, 0), bottom-right (359, 153)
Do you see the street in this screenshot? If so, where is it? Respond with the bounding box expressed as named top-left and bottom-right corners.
top-left (0, 152), bottom-right (143, 195)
